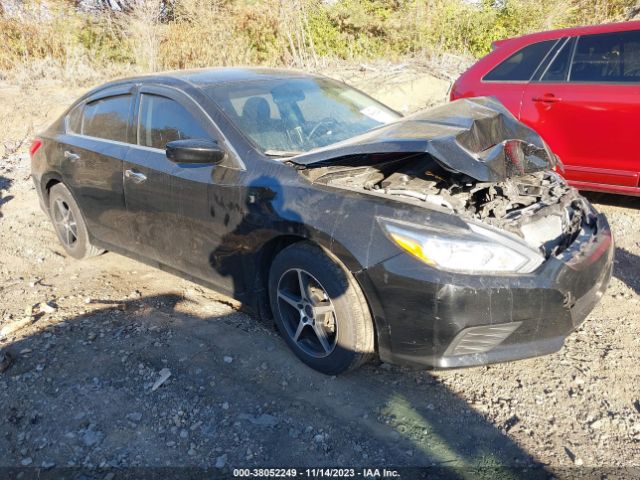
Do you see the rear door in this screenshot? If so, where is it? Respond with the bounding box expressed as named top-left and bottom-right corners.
top-left (521, 30), bottom-right (640, 189)
top-left (479, 39), bottom-right (559, 117)
top-left (123, 85), bottom-right (246, 291)
top-left (57, 86), bottom-right (136, 247)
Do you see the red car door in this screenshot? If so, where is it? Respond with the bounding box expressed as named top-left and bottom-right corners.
top-left (521, 31), bottom-right (640, 192)
top-left (454, 39), bottom-right (560, 118)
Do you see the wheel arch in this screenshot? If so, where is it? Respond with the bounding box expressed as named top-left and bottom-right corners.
top-left (252, 234), bottom-right (308, 321)
top-left (40, 172), bottom-right (65, 212)
top-left (254, 231), bottom-right (367, 307)
top-left (254, 233), bottom-right (380, 356)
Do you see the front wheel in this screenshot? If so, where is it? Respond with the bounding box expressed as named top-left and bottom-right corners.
top-left (268, 241), bottom-right (375, 375)
top-left (48, 183), bottom-right (104, 260)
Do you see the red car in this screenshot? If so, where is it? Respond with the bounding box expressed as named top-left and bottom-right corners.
top-left (451, 21), bottom-right (640, 196)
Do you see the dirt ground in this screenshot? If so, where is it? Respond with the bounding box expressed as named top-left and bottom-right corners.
top-left (0, 65), bottom-right (639, 478)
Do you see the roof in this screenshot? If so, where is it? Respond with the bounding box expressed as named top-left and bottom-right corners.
top-left (79, 67), bottom-right (321, 102)
top-left (99, 67), bottom-right (316, 90)
top-left (494, 20), bottom-right (640, 48)
top-left (173, 67), bottom-right (315, 85)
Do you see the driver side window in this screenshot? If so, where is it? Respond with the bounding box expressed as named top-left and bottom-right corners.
top-left (138, 94), bottom-right (210, 149)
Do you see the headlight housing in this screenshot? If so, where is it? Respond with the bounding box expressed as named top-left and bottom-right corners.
top-left (379, 218), bottom-right (544, 274)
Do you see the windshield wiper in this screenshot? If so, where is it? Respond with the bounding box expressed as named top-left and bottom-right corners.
top-left (264, 150), bottom-right (302, 158)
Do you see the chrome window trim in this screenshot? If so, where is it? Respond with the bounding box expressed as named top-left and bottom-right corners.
top-left (567, 35), bottom-right (579, 81)
top-left (480, 79), bottom-right (530, 84)
top-left (65, 132), bottom-right (132, 149)
top-left (563, 79), bottom-right (640, 85)
top-left (536, 37), bottom-right (571, 82)
top-left (530, 38), bottom-right (564, 81)
top-left (65, 132), bottom-right (243, 170)
top-left (129, 143), bottom-right (165, 154)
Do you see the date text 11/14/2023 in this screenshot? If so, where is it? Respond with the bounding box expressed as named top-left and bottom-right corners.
top-left (232, 468), bottom-right (400, 478)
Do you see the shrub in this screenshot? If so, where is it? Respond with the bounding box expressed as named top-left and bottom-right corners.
top-left (0, 0), bottom-right (638, 80)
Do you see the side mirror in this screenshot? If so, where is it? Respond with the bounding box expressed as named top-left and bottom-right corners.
top-left (166, 139), bottom-right (225, 165)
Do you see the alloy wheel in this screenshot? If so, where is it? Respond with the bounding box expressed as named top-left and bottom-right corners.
top-left (276, 268), bottom-right (338, 358)
top-left (52, 198), bottom-right (78, 247)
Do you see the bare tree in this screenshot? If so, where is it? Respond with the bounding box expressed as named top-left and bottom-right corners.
top-left (628, 2), bottom-right (640, 19)
top-left (83, 0), bottom-right (175, 20)
top-left (280, 0), bottom-right (319, 69)
top-left (125, 0), bottom-right (164, 71)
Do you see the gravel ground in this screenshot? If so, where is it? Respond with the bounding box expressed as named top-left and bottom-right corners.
top-left (0, 70), bottom-right (639, 479)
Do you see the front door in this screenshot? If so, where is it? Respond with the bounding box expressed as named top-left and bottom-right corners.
top-left (123, 86), bottom-right (246, 293)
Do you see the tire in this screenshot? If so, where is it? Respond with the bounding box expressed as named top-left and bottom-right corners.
top-left (48, 183), bottom-right (104, 260)
top-left (268, 241), bottom-right (375, 375)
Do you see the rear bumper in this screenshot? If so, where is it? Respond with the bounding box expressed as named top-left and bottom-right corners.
top-left (357, 213), bottom-right (614, 369)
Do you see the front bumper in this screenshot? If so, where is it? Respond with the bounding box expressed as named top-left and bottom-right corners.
top-left (357, 213), bottom-right (614, 369)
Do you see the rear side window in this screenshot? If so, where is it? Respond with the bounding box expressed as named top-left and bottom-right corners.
top-left (138, 94), bottom-right (210, 149)
top-left (484, 40), bottom-right (556, 81)
top-left (82, 95), bottom-right (131, 143)
top-left (540, 38), bottom-right (574, 82)
top-left (571, 30), bottom-right (640, 83)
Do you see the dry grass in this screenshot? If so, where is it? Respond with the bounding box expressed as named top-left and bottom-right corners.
top-left (125, 0), bottom-right (165, 72)
top-left (0, 0), bottom-right (638, 87)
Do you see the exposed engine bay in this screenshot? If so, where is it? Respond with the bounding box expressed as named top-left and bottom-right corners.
top-left (302, 153), bottom-right (598, 258)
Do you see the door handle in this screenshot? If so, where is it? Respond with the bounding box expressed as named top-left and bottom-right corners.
top-left (64, 150), bottom-right (80, 162)
top-left (532, 94), bottom-right (562, 103)
top-left (125, 169), bottom-right (147, 184)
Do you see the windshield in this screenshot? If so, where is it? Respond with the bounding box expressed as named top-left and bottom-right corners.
top-left (202, 77), bottom-right (401, 155)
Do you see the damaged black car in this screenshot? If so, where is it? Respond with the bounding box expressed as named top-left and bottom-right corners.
top-left (30, 68), bottom-right (614, 374)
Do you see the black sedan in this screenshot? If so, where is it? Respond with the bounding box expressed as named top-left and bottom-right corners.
top-left (30, 68), bottom-right (613, 374)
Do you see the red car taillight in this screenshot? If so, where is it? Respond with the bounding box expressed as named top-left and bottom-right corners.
top-left (29, 138), bottom-right (42, 158)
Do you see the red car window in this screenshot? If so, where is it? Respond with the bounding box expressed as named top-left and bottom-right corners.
top-left (571, 30), bottom-right (640, 83)
top-left (483, 40), bottom-right (557, 82)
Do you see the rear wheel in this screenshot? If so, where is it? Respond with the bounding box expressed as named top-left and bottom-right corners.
top-left (268, 241), bottom-right (375, 375)
top-left (49, 183), bottom-right (103, 260)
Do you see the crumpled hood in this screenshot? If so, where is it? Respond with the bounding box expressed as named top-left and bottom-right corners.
top-left (289, 96), bottom-right (556, 182)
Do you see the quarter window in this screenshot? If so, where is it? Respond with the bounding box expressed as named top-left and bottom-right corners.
top-left (82, 95), bottom-right (131, 143)
top-left (484, 40), bottom-right (557, 81)
top-left (138, 94), bottom-right (210, 149)
top-left (571, 30), bottom-right (640, 83)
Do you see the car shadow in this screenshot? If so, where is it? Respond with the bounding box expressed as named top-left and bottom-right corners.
top-left (582, 192), bottom-right (640, 295)
top-left (582, 191), bottom-right (640, 210)
top-left (209, 173), bottom-right (313, 321)
top-left (0, 175), bottom-right (14, 218)
top-left (0, 292), bottom-right (552, 478)
top-left (613, 247), bottom-right (640, 295)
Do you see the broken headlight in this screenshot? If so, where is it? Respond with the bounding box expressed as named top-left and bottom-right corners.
top-left (379, 218), bottom-right (544, 274)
